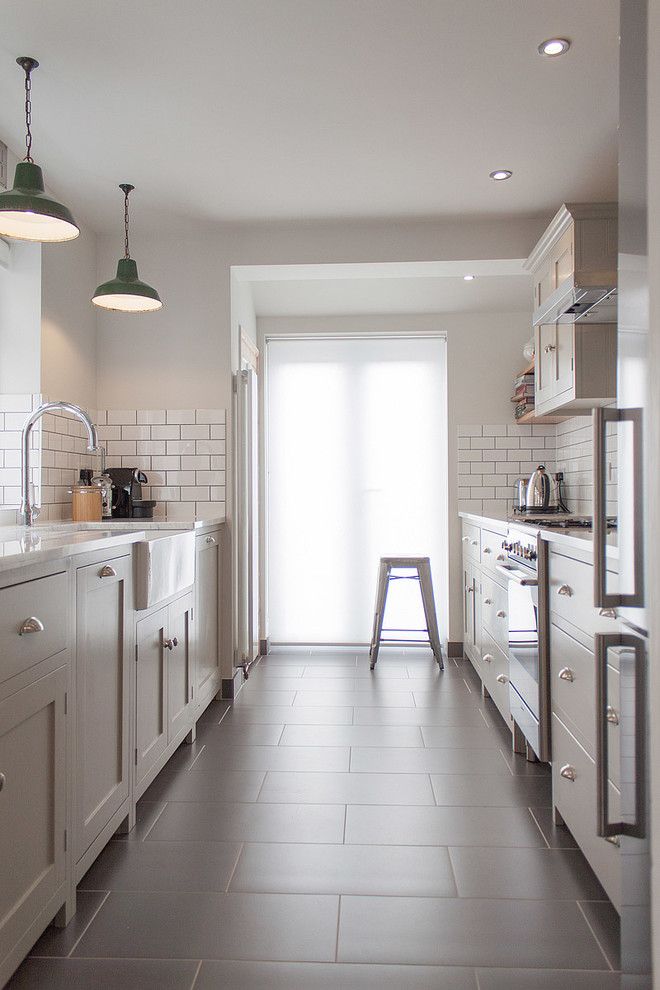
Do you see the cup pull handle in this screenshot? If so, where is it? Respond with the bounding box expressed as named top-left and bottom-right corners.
top-left (560, 764), bottom-right (577, 781)
top-left (557, 585), bottom-right (572, 597)
top-left (496, 674), bottom-right (508, 684)
top-left (558, 667), bottom-right (574, 682)
top-left (483, 654), bottom-right (493, 663)
top-left (19, 616), bottom-right (44, 635)
top-left (99, 565), bottom-right (117, 578)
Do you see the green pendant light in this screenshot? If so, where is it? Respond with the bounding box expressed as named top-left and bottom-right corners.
top-left (92, 184), bottom-right (162, 313)
top-left (0, 57), bottom-right (79, 242)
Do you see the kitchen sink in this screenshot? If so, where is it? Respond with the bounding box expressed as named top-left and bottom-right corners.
top-left (135, 530), bottom-right (196, 609)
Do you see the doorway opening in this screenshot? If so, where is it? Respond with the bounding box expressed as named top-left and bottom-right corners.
top-left (265, 334), bottom-right (448, 646)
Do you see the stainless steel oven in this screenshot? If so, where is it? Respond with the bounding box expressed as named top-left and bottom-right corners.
top-left (496, 525), bottom-right (550, 761)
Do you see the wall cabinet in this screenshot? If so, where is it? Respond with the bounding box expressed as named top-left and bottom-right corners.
top-left (74, 554), bottom-right (132, 873)
top-left (135, 590), bottom-right (194, 796)
top-left (534, 321), bottom-right (617, 415)
top-left (194, 530), bottom-right (223, 709)
top-left (0, 661), bottom-right (68, 985)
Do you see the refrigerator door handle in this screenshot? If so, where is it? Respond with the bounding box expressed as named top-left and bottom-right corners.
top-left (593, 406), bottom-right (644, 608)
top-left (595, 632), bottom-right (646, 839)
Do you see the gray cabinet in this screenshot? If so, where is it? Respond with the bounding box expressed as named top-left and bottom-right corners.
top-left (195, 530), bottom-right (222, 710)
top-left (0, 661), bottom-right (67, 984)
top-left (135, 591), bottom-right (194, 796)
top-left (534, 321), bottom-right (617, 415)
top-left (74, 555), bottom-right (132, 869)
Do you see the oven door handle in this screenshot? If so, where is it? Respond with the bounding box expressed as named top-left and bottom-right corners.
top-left (495, 564), bottom-right (538, 587)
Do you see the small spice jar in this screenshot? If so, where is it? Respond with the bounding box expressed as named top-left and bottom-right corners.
top-left (70, 485), bottom-right (102, 522)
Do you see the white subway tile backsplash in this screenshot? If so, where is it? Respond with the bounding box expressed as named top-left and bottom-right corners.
top-left (181, 455), bottom-right (210, 470)
top-left (151, 425), bottom-right (181, 441)
top-left (457, 425), bottom-right (483, 437)
top-left (167, 439), bottom-right (195, 455)
top-left (137, 409), bottom-right (166, 425)
top-left (195, 409), bottom-right (225, 424)
top-left (180, 425), bottom-right (210, 440)
top-left (210, 425), bottom-right (226, 440)
top-left (166, 409), bottom-right (195, 425)
top-left (107, 409), bottom-right (137, 425)
top-left (121, 425), bottom-right (151, 441)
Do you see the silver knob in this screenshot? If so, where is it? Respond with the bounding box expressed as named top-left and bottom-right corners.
top-left (483, 653), bottom-right (493, 663)
top-left (606, 706), bottom-right (619, 725)
top-left (558, 667), bottom-right (574, 682)
top-left (99, 564), bottom-right (117, 578)
top-left (164, 636), bottom-right (179, 651)
top-left (206, 536), bottom-right (216, 544)
top-left (484, 598), bottom-right (493, 605)
top-left (471, 540), bottom-right (478, 546)
top-left (544, 344), bottom-right (556, 353)
top-left (0, 772), bottom-right (5, 791)
top-left (557, 585), bottom-right (573, 597)
top-left (468, 587), bottom-right (474, 594)
top-left (496, 674), bottom-right (508, 684)
top-left (496, 610), bottom-right (506, 618)
top-left (496, 554), bottom-right (506, 561)
top-left (462, 536), bottom-right (469, 543)
top-left (560, 764), bottom-right (577, 781)
top-left (605, 835), bottom-right (620, 847)
top-left (599, 608), bottom-right (617, 619)
top-left (19, 616), bottom-right (44, 636)
top-left (483, 547), bottom-right (491, 555)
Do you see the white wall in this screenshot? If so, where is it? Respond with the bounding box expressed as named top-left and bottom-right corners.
top-left (257, 311), bottom-right (531, 645)
top-left (41, 225), bottom-right (98, 409)
top-left (0, 240), bottom-right (41, 394)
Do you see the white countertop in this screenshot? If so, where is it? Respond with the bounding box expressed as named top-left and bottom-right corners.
top-left (459, 510), bottom-right (619, 558)
top-left (0, 517), bottom-right (225, 574)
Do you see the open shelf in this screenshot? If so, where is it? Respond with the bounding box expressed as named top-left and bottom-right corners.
top-left (512, 357), bottom-right (569, 425)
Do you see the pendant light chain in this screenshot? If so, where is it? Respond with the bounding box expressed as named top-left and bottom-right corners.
top-left (124, 187), bottom-right (131, 258)
top-left (24, 63), bottom-right (34, 163)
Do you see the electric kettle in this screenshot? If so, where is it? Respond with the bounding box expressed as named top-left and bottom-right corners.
top-left (525, 465), bottom-right (551, 511)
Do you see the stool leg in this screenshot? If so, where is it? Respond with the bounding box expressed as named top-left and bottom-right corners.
top-left (369, 561), bottom-right (390, 670)
top-left (418, 560), bottom-right (444, 670)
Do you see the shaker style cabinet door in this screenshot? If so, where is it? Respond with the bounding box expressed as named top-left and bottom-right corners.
top-left (0, 664), bottom-right (67, 970)
top-left (135, 606), bottom-right (168, 786)
top-left (75, 555), bottom-right (132, 860)
top-left (167, 591), bottom-right (194, 741)
top-left (195, 533), bottom-right (222, 707)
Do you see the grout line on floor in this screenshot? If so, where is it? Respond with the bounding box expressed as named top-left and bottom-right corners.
top-left (65, 890), bottom-right (111, 958)
top-left (478, 709), bottom-right (491, 728)
top-left (342, 804), bottom-right (348, 843)
top-left (217, 705), bottom-right (232, 726)
top-left (577, 899), bottom-right (615, 971)
top-left (462, 678), bottom-right (472, 694)
top-left (189, 959), bottom-right (203, 990)
top-left (275, 724), bottom-right (285, 746)
top-left (141, 801), bottom-right (169, 841)
top-left (527, 807), bottom-right (551, 849)
top-left (224, 842), bottom-right (245, 893)
top-left (186, 744), bottom-right (208, 772)
top-left (497, 748), bottom-right (515, 777)
top-left (253, 772), bottom-right (269, 803)
top-left (429, 774), bottom-right (439, 806)
top-left (474, 967), bottom-right (483, 990)
top-left (334, 895), bottom-right (343, 962)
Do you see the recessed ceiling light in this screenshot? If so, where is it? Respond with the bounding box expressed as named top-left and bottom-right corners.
top-left (463, 274), bottom-right (476, 281)
top-left (538, 38), bottom-right (571, 57)
top-left (489, 169), bottom-right (512, 181)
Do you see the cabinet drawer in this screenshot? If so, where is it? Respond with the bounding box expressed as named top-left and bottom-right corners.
top-left (549, 550), bottom-right (618, 637)
top-left (461, 523), bottom-right (480, 563)
top-left (481, 631), bottom-right (510, 726)
top-left (550, 622), bottom-right (596, 756)
top-left (480, 529), bottom-right (507, 573)
top-left (552, 713), bottom-right (620, 909)
top-left (0, 571), bottom-right (69, 683)
top-left (196, 530), bottom-right (221, 552)
top-left (481, 575), bottom-right (509, 655)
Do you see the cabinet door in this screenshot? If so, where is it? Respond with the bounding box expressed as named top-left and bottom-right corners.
top-left (535, 324), bottom-right (557, 406)
top-left (75, 556), bottom-right (131, 859)
top-left (554, 323), bottom-right (575, 399)
top-left (167, 592), bottom-right (193, 741)
top-left (195, 535), bottom-right (221, 705)
top-left (135, 606), bottom-right (168, 786)
top-left (0, 664), bottom-right (66, 966)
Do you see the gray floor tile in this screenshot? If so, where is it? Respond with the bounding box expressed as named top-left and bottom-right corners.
top-left (196, 698), bottom-right (231, 723)
top-left (189, 744), bottom-right (350, 772)
top-left (197, 723), bottom-right (285, 746)
top-left (293, 691), bottom-right (416, 707)
top-left (476, 969), bottom-right (619, 989)
top-left (420, 725), bottom-right (503, 748)
top-left (7, 958), bottom-right (198, 989)
top-left (345, 805), bottom-right (546, 847)
top-left (337, 896), bottom-right (608, 968)
top-left (146, 800), bottom-right (345, 843)
top-left (279, 724), bottom-right (424, 747)
top-left (354, 707), bottom-right (491, 726)
top-left (28, 891), bottom-right (108, 957)
top-left (258, 771), bottom-right (435, 805)
top-left (194, 960), bottom-right (477, 988)
top-left (73, 891), bottom-right (339, 962)
top-left (500, 747), bottom-right (552, 776)
top-left (350, 746), bottom-right (511, 774)
top-left (230, 842), bottom-right (457, 896)
top-left (79, 839), bottom-right (242, 892)
top-left (530, 806), bottom-right (580, 848)
top-left (431, 773), bottom-right (552, 807)
top-left (579, 900), bottom-right (620, 970)
top-left (113, 799), bottom-right (168, 841)
top-left (223, 705), bottom-right (354, 724)
top-left (234, 689), bottom-right (297, 706)
top-left (142, 769), bottom-right (266, 804)
top-left (449, 846), bottom-right (607, 900)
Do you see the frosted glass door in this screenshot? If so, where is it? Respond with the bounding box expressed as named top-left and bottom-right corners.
top-left (267, 336), bottom-right (447, 644)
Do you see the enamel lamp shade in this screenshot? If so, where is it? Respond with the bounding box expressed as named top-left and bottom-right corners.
top-left (92, 184), bottom-right (162, 313)
top-left (0, 58), bottom-right (79, 243)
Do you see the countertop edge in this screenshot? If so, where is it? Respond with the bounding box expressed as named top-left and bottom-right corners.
top-left (459, 510), bottom-right (619, 559)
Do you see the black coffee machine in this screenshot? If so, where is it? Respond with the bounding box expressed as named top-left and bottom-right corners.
top-left (106, 468), bottom-right (157, 519)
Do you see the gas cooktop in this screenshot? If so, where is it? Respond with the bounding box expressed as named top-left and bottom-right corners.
top-left (517, 516), bottom-right (617, 530)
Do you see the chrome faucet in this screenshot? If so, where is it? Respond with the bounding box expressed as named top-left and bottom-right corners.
top-left (21, 401), bottom-right (99, 526)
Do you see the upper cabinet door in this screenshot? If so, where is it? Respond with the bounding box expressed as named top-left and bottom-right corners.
top-left (555, 323), bottom-right (576, 399)
top-left (536, 324), bottom-right (558, 406)
top-left (0, 663), bottom-right (67, 968)
top-left (75, 555), bottom-right (132, 861)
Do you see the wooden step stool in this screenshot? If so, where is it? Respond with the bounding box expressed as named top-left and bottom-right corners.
top-left (369, 556), bottom-right (444, 670)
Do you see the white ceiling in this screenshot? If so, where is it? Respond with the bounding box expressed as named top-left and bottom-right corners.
top-left (0, 0), bottom-right (619, 231)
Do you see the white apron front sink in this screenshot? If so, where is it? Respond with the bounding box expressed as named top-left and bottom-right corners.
top-left (135, 530), bottom-right (196, 609)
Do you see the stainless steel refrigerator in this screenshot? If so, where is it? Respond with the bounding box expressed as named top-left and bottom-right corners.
top-left (593, 0), bottom-right (651, 984)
